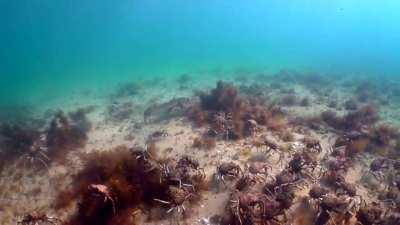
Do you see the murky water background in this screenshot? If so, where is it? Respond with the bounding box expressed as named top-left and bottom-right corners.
top-left (1, 0), bottom-right (400, 108)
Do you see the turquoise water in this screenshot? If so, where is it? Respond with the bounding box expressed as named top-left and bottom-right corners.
top-left (2, 2), bottom-right (400, 223)
top-left (1, 0), bottom-right (400, 107)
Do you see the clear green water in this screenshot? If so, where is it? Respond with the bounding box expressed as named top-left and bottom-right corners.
top-left (1, 0), bottom-right (400, 108)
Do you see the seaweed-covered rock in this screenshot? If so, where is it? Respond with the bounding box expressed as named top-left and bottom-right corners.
top-left (0, 123), bottom-right (40, 163)
top-left (107, 101), bottom-right (134, 122)
top-left (144, 97), bottom-right (193, 123)
top-left (188, 81), bottom-right (287, 140)
top-left (321, 105), bottom-right (379, 131)
top-left (46, 110), bottom-right (91, 156)
top-left (0, 108), bottom-right (92, 168)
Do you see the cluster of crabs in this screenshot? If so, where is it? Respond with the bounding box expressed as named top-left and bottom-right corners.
top-left (212, 132), bottom-right (400, 225)
top-left (16, 141), bottom-right (207, 225)
top-left (132, 145), bottom-right (206, 217)
top-left (208, 111), bottom-right (259, 140)
top-left (16, 130), bottom-right (400, 225)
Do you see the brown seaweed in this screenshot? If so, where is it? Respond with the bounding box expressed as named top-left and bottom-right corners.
top-left (0, 123), bottom-right (40, 166)
top-left (46, 110), bottom-right (91, 159)
top-left (56, 145), bottom-right (165, 225)
top-left (57, 144), bottom-right (206, 225)
top-left (321, 105), bottom-right (379, 132)
top-left (187, 81), bottom-right (288, 140)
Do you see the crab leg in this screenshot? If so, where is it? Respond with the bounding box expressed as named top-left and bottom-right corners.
top-left (154, 199), bottom-right (170, 204)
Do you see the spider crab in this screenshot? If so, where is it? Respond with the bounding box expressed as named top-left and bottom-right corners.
top-left (147, 130), bottom-right (168, 143)
top-left (215, 162), bottom-right (242, 185)
top-left (264, 169), bottom-right (302, 198)
top-left (209, 111), bottom-right (235, 140)
top-left (287, 151), bottom-right (318, 182)
top-left (303, 137), bottom-right (323, 153)
top-left (367, 157), bottom-right (392, 181)
top-left (356, 200), bottom-right (400, 225)
top-left (235, 162), bottom-right (273, 191)
top-left (177, 156), bottom-right (206, 184)
top-left (244, 119), bottom-right (259, 136)
top-left (312, 194), bottom-right (361, 225)
top-left (154, 186), bottom-right (195, 215)
top-left (20, 134), bottom-right (50, 169)
top-left (260, 137), bottom-right (286, 165)
top-left (131, 145), bottom-right (160, 173)
top-left (159, 156), bottom-right (205, 190)
top-left (228, 191), bottom-right (286, 225)
top-left (245, 162), bottom-right (272, 181)
top-left (17, 211), bottom-right (61, 225)
top-left (87, 184), bottom-right (117, 214)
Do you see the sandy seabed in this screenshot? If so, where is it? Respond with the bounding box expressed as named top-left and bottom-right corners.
top-left (1, 71), bottom-right (400, 225)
